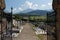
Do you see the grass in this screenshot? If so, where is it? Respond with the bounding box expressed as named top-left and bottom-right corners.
top-left (31, 24), bottom-right (44, 40)
top-left (32, 25), bottom-right (36, 31)
top-left (37, 34), bottom-right (44, 40)
top-left (29, 16), bottom-right (47, 21)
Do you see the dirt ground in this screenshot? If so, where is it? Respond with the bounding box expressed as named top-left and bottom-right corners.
top-left (13, 23), bottom-right (39, 40)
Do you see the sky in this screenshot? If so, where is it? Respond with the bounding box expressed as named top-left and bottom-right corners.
top-left (5, 0), bottom-right (53, 13)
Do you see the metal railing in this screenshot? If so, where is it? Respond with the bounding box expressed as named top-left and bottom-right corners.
top-left (47, 11), bottom-right (56, 40)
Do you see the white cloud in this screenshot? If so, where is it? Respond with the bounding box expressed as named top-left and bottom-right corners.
top-left (13, 8), bottom-right (17, 12)
top-left (12, 7), bottom-right (23, 13)
top-left (32, 4), bottom-right (38, 10)
top-left (25, 1), bottom-right (33, 8)
top-left (34, 4), bottom-right (38, 7)
top-left (21, 1), bottom-right (51, 10)
top-left (48, 3), bottom-right (52, 6)
top-left (12, 1), bottom-right (52, 13)
top-left (41, 4), bottom-right (46, 7)
top-left (19, 7), bottom-right (23, 11)
top-left (21, 1), bottom-right (39, 10)
top-left (39, 3), bottom-right (52, 10)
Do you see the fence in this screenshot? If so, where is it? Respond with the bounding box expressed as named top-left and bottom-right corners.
top-left (47, 11), bottom-right (56, 40)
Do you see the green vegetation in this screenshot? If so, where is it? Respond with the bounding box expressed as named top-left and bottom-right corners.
top-left (13, 14), bottom-right (23, 20)
top-left (37, 34), bottom-right (44, 40)
top-left (32, 25), bottom-right (36, 31)
top-left (13, 14), bottom-right (47, 22)
top-left (29, 16), bottom-right (47, 22)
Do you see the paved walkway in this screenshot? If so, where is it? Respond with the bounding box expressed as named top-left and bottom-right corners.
top-left (13, 23), bottom-right (39, 40)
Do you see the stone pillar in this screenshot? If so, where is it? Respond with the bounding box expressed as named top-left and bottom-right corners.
top-left (0, 0), bottom-right (5, 10)
top-left (55, 9), bottom-right (60, 40)
top-left (0, 0), bottom-right (5, 40)
top-left (52, 0), bottom-right (60, 40)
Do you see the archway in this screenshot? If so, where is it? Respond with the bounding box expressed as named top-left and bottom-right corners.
top-left (0, 0), bottom-right (60, 40)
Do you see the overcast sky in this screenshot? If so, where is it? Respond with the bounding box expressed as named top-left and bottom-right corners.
top-left (5, 0), bottom-right (53, 13)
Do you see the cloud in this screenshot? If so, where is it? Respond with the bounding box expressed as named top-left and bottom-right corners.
top-left (21, 1), bottom-right (52, 10)
top-left (13, 8), bottom-right (17, 12)
top-left (12, 7), bottom-right (23, 13)
top-left (21, 1), bottom-right (39, 10)
top-left (48, 3), bottom-right (52, 6)
top-left (34, 4), bottom-right (38, 7)
top-left (18, 7), bottom-right (23, 11)
top-left (25, 1), bottom-right (33, 8)
top-left (41, 4), bottom-right (46, 7)
top-left (32, 4), bottom-right (38, 10)
top-left (12, 1), bottom-right (52, 13)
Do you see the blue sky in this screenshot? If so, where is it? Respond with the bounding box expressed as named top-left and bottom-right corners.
top-left (5, 0), bottom-right (53, 13)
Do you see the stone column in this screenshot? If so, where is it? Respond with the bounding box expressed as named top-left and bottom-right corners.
top-left (52, 0), bottom-right (60, 40)
top-left (55, 9), bottom-right (60, 40)
top-left (0, 0), bottom-right (5, 40)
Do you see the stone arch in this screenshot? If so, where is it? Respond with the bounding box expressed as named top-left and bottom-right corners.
top-left (0, 0), bottom-right (60, 40)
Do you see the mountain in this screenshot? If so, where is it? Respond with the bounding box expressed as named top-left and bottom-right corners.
top-left (21, 9), bottom-right (33, 13)
top-left (19, 10), bottom-right (48, 16)
top-left (28, 10), bottom-right (48, 15)
top-left (46, 9), bottom-right (54, 12)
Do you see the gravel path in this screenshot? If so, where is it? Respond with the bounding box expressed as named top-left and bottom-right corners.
top-left (13, 23), bottom-right (39, 40)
